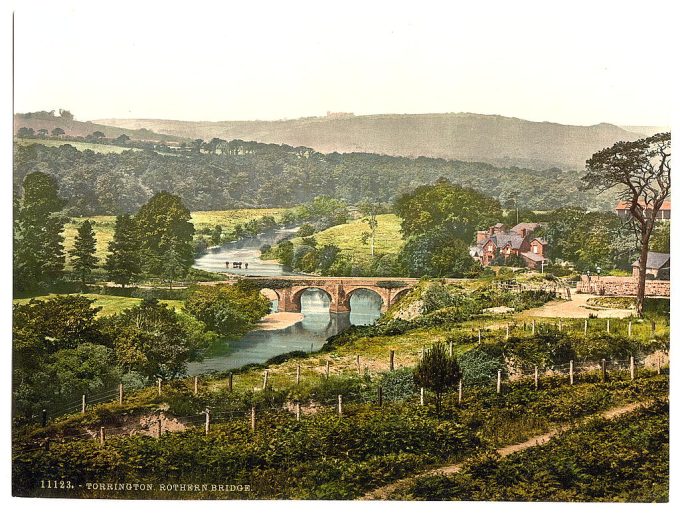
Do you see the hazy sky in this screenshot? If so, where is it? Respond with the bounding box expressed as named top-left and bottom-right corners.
top-left (13, 0), bottom-right (673, 126)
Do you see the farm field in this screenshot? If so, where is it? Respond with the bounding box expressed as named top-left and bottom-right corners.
top-left (289, 214), bottom-right (404, 266)
top-left (12, 293), bottom-right (184, 317)
top-left (15, 138), bottom-right (138, 154)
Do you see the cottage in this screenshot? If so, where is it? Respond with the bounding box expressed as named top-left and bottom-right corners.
top-left (615, 200), bottom-right (671, 221)
top-left (472, 222), bottom-right (548, 269)
top-left (632, 252), bottom-right (670, 280)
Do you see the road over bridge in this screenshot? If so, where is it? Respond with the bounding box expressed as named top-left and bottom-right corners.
top-left (214, 276), bottom-right (420, 313)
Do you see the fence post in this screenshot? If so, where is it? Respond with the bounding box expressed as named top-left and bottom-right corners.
top-left (263, 370), bottom-right (269, 390)
top-left (378, 386), bottom-right (383, 407)
top-left (651, 320), bottom-right (656, 336)
top-left (390, 350), bottom-right (395, 371)
top-left (506, 324), bottom-right (510, 340)
top-left (251, 406), bottom-right (256, 432)
top-left (420, 387), bottom-right (424, 406)
top-left (157, 378), bottom-right (162, 397)
top-left (421, 346), bottom-right (425, 359)
top-left (82, 394), bottom-right (86, 414)
top-left (496, 370), bottom-right (502, 394)
top-left (296, 401), bottom-right (301, 421)
top-left (601, 359), bottom-right (606, 382)
top-left (628, 321), bottom-right (632, 337)
top-left (157, 418), bottom-right (162, 438)
top-left (296, 364), bottom-right (301, 385)
top-left (584, 319), bottom-right (588, 335)
top-left (356, 355), bottom-right (361, 375)
top-left (205, 408), bottom-right (210, 435)
top-left (569, 360), bottom-right (574, 385)
top-left (630, 356), bottom-right (635, 380)
top-left (449, 340), bottom-right (453, 356)
top-left (99, 427), bottom-right (105, 447)
top-left (657, 355), bottom-right (662, 375)
top-left (338, 395), bottom-right (343, 417)
top-left (478, 329), bottom-right (482, 343)
top-left (458, 379), bottom-right (463, 405)
top-left (119, 383), bottom-right (124, 405)
top-left (607, 319), bottom-right (610, 333)
top-left (534, 366), bottom-right (539, 390)
top-left (531, 320), bottom-right (535, 335)
top-left (41, 409), bottom-right (47, 428)
top-left (325, 360), bottom-right (330, 379)
top-left (228, 372), bottom-right (233, 392)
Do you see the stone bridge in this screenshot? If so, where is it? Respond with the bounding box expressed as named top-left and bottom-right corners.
top-left (239, 276), bottom-right (419, 313)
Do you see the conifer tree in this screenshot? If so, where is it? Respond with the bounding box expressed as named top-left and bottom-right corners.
top-left (105, 214), bottom-right (141, 288)
top-left (69, 220), bottom-right (98, 288)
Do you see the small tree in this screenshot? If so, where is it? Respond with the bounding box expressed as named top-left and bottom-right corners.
top-left (210, 225), bottom-right (223, 246)
top-left (51, 127), bottom-right (65, 137)
top-left (359, 201), bottom-right (384, 257)
top-left (413, 342), bottom-right (461, 414)
top-left (105, 214), bottom-right (141, 287)
top-left (69, 220), bottom-right (98, 288)
top-left (582, 133), bottom-right (670, 316)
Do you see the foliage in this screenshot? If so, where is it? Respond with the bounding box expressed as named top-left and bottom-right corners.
top-left (413, 342), bottom-right (462, 414)
top-left (14, 171), bottom-right (68, 293)
top-left (104, 214), bottom-right (141, 287)
top-left (184, 283), bottom-right (271, 337)
top-left (69, 220), bottom-right (98, 287)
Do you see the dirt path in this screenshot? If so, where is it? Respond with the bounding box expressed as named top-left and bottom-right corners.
top-left (361, 400), bottom-right (652, 500)
top-left (520, 289), bottom-right (634, 319)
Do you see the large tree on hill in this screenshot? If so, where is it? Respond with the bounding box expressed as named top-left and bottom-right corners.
top-left (13, 172), bottom-right (67, 293)
top-left (69, 220), bottom-right (98, 288)
top-left (134, 192), bottom-right (195, 277)
top-left (105, 214), bottom-right (141, 287)
top-left (582, 132), bottom-right (670, 316)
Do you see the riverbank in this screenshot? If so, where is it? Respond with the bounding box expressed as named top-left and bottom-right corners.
top-left (256, 311), bottom-right (305, 331)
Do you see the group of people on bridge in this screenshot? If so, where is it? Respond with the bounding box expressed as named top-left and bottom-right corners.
top-left (226, 261), bottom-right (248, 269)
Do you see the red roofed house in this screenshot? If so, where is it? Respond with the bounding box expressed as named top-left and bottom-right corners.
top-left (472, 223), bottom-right (548, 270)
top-left (615, 200), bottom-right (671, 221)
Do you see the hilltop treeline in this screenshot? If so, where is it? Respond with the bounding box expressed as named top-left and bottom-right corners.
top-left (14, 141), bottom-right (617, 216)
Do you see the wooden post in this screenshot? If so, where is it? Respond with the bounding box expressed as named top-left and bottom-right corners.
top-left (531, 320), bottom-right (535, 335)
top-left (325, 360), bottom-right (330, 379)
top-left (41, 409), bottom-right (47, 428)
top-left (657, 355), bottom-right (662, 375)
top-left (458, 379), bottom-right (463, 405)
top-left (378, 386), bottom-right (383, 407)
top-left (534, 365), bottom-right (539, 390)
top-left (651, 320), bottom-right (656, 336)
top-left (420, 387), bottom-right (424, 406)
top-left (263, 370), bottom-right (269, 390)
top-left (296, 364), bottom-right (301, 385)
top-left (630, 356), bottom-right (635, 380)
top-left (356, 355), bottom-right (361, 375)
top-left (99, 427), bottom-right (105, 447)
top-left (506, 324), bottom-right (510, 340)
top-left (497, 370), bottom-right (501, 394)
top-left (478, 329), bottom-right (482, 343)
top-left (448, 340), bottom-right (453, 356)
top-left (338, 395), bottom-right (343, 417)
top-left (194, 376), bottom-right (198, 395)
top-left (119, 383), bottom-right (124, 405)
top-left (558, 318), bottom-right (562, 332)
top-left (81, 394), bottom-right (86, 414)
top-left (584, 319), bottom-right (588, 335)
top-left (251, 406), bottom-right (256, 432)
top-left (628, 321), bottom-right (632, 337)
top-left (296, 401), bottom-right (301, 421)
top-left (157, 418), bottom-right (162, 438)
top-left (606, 319), bottom-right (610, 333)
top-left (569, 360), bottom-right (574, 385)
top-left (157, 378), bottom-right (162, 397)
top-left (601, 359), bottom-right (606, 382)
top-left (421, 346), bottom-right (425, 359)
top-left (390, 350), bottom-right (395, 371)
top-left (205, 408), bottom-right (210, 435)
top-left (228, 372), bottom-right (233, 392)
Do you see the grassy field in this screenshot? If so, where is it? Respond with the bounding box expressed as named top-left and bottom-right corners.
top-left (289, 214), bottom-right (404, 266)
top-left (13, 293), bottom-right (184, 317)
top-left (15, 138), bottom-right (139, 154)
top-left (63, 208), bottom-right (291, 267)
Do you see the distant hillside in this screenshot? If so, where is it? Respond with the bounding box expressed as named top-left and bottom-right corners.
top-left (14, 112), bottom-right (185, 143)
top-left (95, 112), bottom-right (647, 170)
top-left (620, 126), bottom-right (670, 137)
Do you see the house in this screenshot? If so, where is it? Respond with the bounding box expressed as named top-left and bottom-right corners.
top-left (615, 200), bottom-right (671, 221)
top-left (472, 222), bottom-right (548, 269)
top-left (632, 252), bottom-right (670, 280)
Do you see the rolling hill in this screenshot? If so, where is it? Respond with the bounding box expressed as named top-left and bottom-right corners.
top-left (95, 112), bottom-right (650, 170)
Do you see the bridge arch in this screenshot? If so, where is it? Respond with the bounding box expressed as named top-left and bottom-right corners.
top-left (259, 288), bottom-right (281, 312)
top-left (390, 288), bottom-right (412, 306)
top-left (343, 286), bottom-right (387, 312)
top-left (290, 286), bottom-right (335, 313)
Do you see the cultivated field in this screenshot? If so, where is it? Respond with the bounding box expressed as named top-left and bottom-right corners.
top-left (15, 138), bottom-right (138, 154)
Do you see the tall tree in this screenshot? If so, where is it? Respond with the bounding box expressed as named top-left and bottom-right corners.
top-left (105, 214), bottom-right (141, 287)
top-left (69, 220), bottom-right (98, 287)
top-left (359, 201), bottom-right (385, 257)
top-left (582, 133), bottom-right (670, 316)
top-left (14, 172), bottom-right (67, 293)
top-left (135, 192), bottom-right (195, 277)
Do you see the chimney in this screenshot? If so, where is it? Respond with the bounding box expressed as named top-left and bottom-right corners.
top-left (477, 231), bottom-right (488, 244)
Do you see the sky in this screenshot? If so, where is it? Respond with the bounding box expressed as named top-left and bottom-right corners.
top-left (12, 0), bottom-right (675, 126)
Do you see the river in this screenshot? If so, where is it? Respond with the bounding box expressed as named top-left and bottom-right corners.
top-left (188, 227), bottom-right (382, 374)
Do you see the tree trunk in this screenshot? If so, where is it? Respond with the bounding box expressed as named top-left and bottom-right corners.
top-left (636, 234), bottom-right (651, 317)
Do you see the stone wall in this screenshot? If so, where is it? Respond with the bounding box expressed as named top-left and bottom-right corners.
top-left (577, 275), bottom-right (670, 297)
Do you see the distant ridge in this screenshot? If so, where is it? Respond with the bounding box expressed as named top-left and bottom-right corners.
top-left (95, 112), bottom-right (649, 170)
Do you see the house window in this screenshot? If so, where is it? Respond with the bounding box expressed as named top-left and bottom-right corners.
top-left (532, 245), bottom-right (538, 254)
